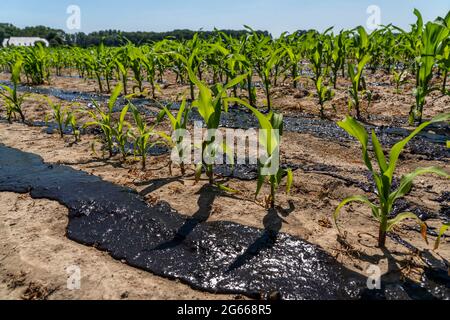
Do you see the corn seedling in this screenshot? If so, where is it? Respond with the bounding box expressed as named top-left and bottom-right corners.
top-left (284, 33), bottom-right (304, 89)
top-left (347, 27), bottom-right (371, 119)
top-left (175, 50), bottom-right (247, 184)
top-left (334, 113), bottom-right (450, 248)
top-left (111, 104), bottom-right (132, 161)
top-left (47, 99), bottom-right (68, 138)
top-left (84, 84), bottom-right (122, 158)
top-left (158, 97), bottom-right (191, 175)
top-left (347, 55), bottom-right (370, 119)
top-left (22, 44), bottom-right (50, 85)
top-left (304, 31), bottom-right (335, 118)
top-left (233, 98), bottom-right (293, 208)
top-left (408, 10), bottom-right (449, 124)
top-left (65, 112), bottom-right (81, 143)
top-left (131, 104), bottom-right (172, 170)
top-left (130, 104), bottom-right (157, 170)
top-left (0, 59), bottom-right (26, 123)
top-left (258, 47), bottom-right (285, 111)
top-left (315, 76), bottom-right (334, 119)
top-left (330, 31), bottom-right (350, 89)
top-left (392, 69), bottom-right (408, 94)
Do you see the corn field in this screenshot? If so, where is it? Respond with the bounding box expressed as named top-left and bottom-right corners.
top-left (0, 8), bottom-right (449, 301)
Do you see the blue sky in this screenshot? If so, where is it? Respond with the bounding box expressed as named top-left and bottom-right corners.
top-left (1, 0), bottom-right (449, 36)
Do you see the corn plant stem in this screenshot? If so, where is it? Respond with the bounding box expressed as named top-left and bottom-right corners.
top-left (247, 75), bottom-right (254, 106)
top-left (265, 81), bottom-right (271, 111)
top-left (378, 211), bottom-right (388, 248)
top-left (122, 76), bottom-right (128, 95)
top-left (95, 73), bottom-right (103, 93)
top-left (292, 64), bottom-right (298, 89)
top-left (58, 124), bottom-right (64, 138)
top-left (270, 182), bottom-right (276, 209)
top-left (190, 82), bottom-right (195, 101)
top-left (443, 70), bottom-right (448, 93)
top-left (16, 106), bottom-right (25, 123)
top-left (106, 76), bottom-right (111, 93)
top-left (319, 103), bottom-right (325, 119)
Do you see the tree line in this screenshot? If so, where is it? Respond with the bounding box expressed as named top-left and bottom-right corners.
top-left (0, 23), bottom-right (271, 47)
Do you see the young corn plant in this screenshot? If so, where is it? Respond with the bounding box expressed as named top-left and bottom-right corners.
top-left (130, 104), bottom-right (158, 170)
top-left (304, 32), bottom-right (335, 118)
top-left (0, 59), bottom-right (26, 123)
top-left (409, 10), bottom-right (449, 124)
top-left (249, 33), bottom-right (285, 111)
top-left (127, 45), bottom-right (146, 94)
top-left (330, 31), bottom-right (349, 89)
top-left (84, 84), bottom-right (122, 158)
top-left (347, 27), bottom-right (371, 119)
top-left (47, 99), bottom-right (68, 139)
top-left (177, 51), bottom-right (247, 184)
top-left (392, 69), bottom-right (408, 94)
top-left (253, 109), bottom-right (293, 209)
top-left (65, 112), bottom-right (81, 143)
top-left (232, 98), bottom-right (293, 208)
top-left (158, 97), bottom-right (191, 175)
top-left (111, 104), bottom-right (132, 161)
top-left (284, 33), bottom-right (304, 89)
top-left (22, 44), bottom-right (50, 85)
top-left (334, 113), bottom-right (450, 248)
top-left (315, 76), bottom-right (334, 119)
top-left (115, 56), bottom-right (129, 96)
top-left (347, 55), bottom-right (371, 119)
top-left (46, 98), bottom-right (81, 142)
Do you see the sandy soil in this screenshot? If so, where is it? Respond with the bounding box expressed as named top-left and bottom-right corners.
top-left (0, 118), bottom-right (448, 299)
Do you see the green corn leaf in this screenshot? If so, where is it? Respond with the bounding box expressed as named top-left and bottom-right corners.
top-left (286, 169), bottom-right (293, 195)
top-left (221, 141), bottom-right (235, 167)
top-left (386, 212), bottom-right (428, 243)
top-left (385, 113), bottom-right (450, 181)
top-left (162, 106), bottom-right (178, 129)
top-left (216, 184), bottom-right (239, 194)
top-left (389, 167), bottom-right (449, 208)
top-left (334, 195), bottom-right (379, 233)
top-left (176, 97), bottom-right (187, 125)
top-left (119, 104), bottom-right (129, 123)
top-left (255, 171), bottom-right (266, 198)
top-left (434, 223), bottom-right (450, 250)
top-left (337, 116), bottom-right (373, 172)
top-left (109, 84), bottom-right (123, 111)
top-left (224, 73), bottom-right (249, 90)
top-left (371, 130), bottom-right (388, 173)
top-left (195, 163), bottom-right (203, 183)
